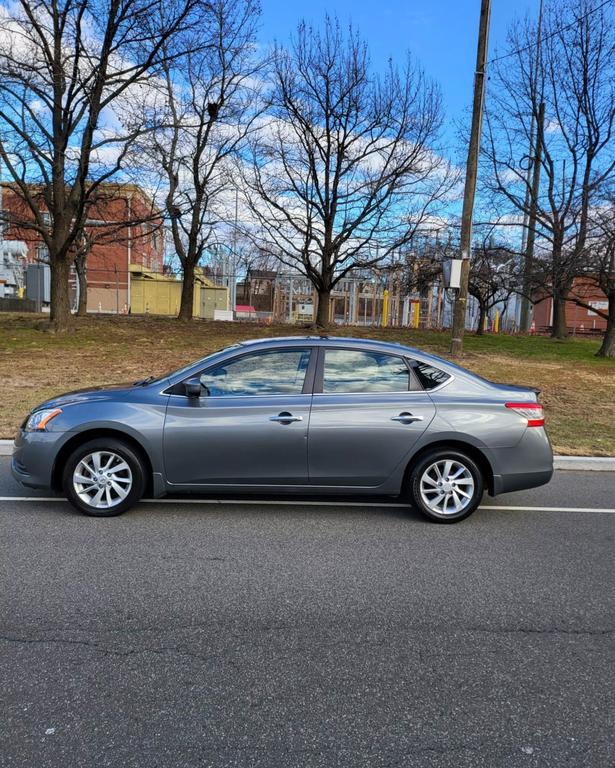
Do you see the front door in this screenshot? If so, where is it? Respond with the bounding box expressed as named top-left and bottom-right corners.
top-left (163, 347), bottom-right (314, 486)
top-left (308, 347), bottom-right (436, 487)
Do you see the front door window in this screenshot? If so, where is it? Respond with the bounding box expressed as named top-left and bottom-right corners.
top-left (200, 348), bottom-right (311, 397)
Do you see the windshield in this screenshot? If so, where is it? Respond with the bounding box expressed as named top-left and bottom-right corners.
top-left (139, 344), bottom-right (243, 386)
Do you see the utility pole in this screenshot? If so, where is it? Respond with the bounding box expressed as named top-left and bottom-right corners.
top-left (450, 0), bottom-right (492, 357)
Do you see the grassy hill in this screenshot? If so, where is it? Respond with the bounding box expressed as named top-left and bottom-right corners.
top-left (1, 313), bottom-right (613, 455)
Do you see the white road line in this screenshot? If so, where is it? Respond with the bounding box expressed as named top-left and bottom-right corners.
top-left (0, 496), bottom-right (65, 502)
top-left (0, 496), bottom-right (614, 513)
top-left (480, 505), bottom-right (615, 514)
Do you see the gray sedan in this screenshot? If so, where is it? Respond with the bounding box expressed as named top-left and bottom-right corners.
top-left (12, 336), bottom-right (553, 522)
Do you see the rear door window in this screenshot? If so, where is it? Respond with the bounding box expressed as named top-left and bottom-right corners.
top-left (322, 349), bottom-right (410, 393)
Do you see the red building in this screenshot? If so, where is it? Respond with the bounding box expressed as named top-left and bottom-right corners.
top-left (532, 277), bottom-right (608, 333)
top-left (2, 183), bottom-right (164, 312)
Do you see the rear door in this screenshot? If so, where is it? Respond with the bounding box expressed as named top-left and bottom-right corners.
top-left (307, 346), bottom-right (436, 487)
top-left (163, 346), bottom-right (315, 486)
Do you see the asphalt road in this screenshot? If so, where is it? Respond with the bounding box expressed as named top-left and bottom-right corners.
top-left (1, 459), bottom-right (614, 768)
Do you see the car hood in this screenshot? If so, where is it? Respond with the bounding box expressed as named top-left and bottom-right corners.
top-left (33, 383), bottom-right (138, 411)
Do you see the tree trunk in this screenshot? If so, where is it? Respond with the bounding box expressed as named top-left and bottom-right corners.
top-left (49, 257), bottom-right (72, 331)
top-left (315, 288), bottom-right (331, 329)
top-left (596, 293), bottom-right (615, 358)
top-left (178, 260), bottom-right (196, 321)
top-left (476, 303), bottom-right (486, 335)
top-left (75, 255), bottom-right (88, 317)
top-left (551, 292), bottom-right (568, 339)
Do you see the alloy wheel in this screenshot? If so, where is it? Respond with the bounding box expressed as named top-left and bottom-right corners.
top-left (72, 450), bottom-right (133, 509)
top-left (419, 459), bottom-right (475, 516)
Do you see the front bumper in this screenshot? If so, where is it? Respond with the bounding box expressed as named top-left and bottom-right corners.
top-left (11, 430), bottom-right (67, 489)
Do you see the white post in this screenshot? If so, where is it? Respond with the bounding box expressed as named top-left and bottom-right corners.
top-left (402, 296), bottom-right (410, 326)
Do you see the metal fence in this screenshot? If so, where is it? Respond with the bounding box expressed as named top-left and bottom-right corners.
top-left (0, 297), bottom-right (37, 312)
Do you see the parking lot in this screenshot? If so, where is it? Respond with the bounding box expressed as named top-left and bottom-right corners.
top-left (1, 460), bottom-right (614, 767)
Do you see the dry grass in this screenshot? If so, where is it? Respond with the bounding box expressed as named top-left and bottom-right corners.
top-left (1, 313), bottom-right (614, 455)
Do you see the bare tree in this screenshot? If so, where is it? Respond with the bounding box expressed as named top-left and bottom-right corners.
top-left (132, 0), bottom-right (261, 320)
top-left (0, 0), bottom-right (197, 330)
top-left (482, 0), bottom-right (614, 338)
top-left (242, 17), bottom-right (455, 328)
top-left (229, 230), bottom-right (278, 277)
top-left (467, 238), bottom-right (519, 335)
top-left (568, 202), bottom-right (615, 357)
top-left (401, 230), bottom-right (451, 298)
top-left (591, 207), bottom-right (615, 358)
top-left (400, 229), bottom-right (519, 334)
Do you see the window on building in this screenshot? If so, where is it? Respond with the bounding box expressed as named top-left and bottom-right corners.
top-left (35, 245), bottom-right (50, 263)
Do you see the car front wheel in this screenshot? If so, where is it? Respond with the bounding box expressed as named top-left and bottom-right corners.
top-left (62, 438), bottom-right (146, 517)
top-left (408, 449), bottom-right (484, 523)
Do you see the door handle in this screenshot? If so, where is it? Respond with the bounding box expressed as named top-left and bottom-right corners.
top-left (270, 412), bottom-right (303, 424)
top-left (391, 412), bottom-right (424, 424)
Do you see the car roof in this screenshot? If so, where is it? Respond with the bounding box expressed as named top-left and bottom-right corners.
top-left (238, 335), bottom-right (413, 352)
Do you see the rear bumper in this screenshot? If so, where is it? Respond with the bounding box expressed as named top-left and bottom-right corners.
top-left (489, 427), bottom-right (554, 496)
top-left (492, 468), bottom-right (553, 495)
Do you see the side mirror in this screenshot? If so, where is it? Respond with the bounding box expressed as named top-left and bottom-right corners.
top-left (184, 377), bottom-right (203, 398)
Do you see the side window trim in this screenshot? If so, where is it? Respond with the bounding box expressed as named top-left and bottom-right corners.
top-left (302, 346), bottom-right (318, 395)
top-left (166, 346), bottom-right (317, 398)
top-left (314, 346), bottom-right (325, 394)
top-left (313, 346), bottom-right (418, 395)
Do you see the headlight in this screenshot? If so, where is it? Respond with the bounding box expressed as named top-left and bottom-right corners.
top-left (25, 408), bottom-right (62, 432)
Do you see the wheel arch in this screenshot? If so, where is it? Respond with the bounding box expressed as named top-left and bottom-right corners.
top-left (51, 428), bottom-right (155, 495)
top-left (402, 439), bottom-right (495, 496)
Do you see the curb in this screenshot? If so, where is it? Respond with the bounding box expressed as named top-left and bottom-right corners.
top-left (552, 456), bottom-right (615, 471)
top-left (0, 439), bottom-right (613, 470)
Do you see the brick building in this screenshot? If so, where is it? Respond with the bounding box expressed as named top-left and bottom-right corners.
top-left (1, 183), bottom-right (164, 312)
top-left (532, 277), bottom-right (608, 333)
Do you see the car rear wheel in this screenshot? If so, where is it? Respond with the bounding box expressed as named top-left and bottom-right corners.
top-left (407, 449), bottom-right (484, 523)
top-left (62, 438), bottom-right (146, 517)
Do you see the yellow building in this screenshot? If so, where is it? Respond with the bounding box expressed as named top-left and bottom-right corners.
top-left (129, 265), bottom-right (228, 318)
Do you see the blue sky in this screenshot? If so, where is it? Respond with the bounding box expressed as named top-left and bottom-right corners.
top-left (258, 0), bottom-right (540, 152)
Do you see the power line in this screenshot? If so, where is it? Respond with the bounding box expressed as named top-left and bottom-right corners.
top-left (488, 0), bottom-right (614, 66)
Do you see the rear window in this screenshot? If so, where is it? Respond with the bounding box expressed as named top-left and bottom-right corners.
top-left (412, 362), bottom-right (451, 390)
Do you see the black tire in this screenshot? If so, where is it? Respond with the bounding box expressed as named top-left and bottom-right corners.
top-left (62, 438), bottom-right (146, 517)
top-left (407, 449), bottom-right (484, 524)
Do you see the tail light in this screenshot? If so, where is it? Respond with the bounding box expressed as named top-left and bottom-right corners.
top-left (505, 402), bottom-right (545, 428)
